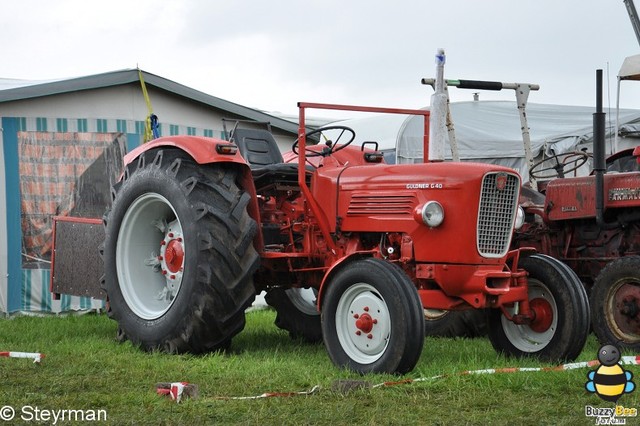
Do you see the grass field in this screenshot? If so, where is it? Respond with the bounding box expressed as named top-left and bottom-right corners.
top-left (0, 309), bottom-right (637, 425)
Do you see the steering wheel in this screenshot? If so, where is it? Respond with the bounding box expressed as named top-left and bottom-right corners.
top-left (292, 125), bottom-right (356, 157)
top-left (529, 151), bottom-right (591, 180)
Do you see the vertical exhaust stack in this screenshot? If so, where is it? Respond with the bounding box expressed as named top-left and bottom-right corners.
top-left (594, 69), bottom-right (609, 228)
top-left (429, 48), bottom-right (447, 162)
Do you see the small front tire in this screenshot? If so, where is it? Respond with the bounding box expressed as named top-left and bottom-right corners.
top-left (488, 254), bottom-right (590, 362)
top-left (321, 258), bottom-right (425, 374)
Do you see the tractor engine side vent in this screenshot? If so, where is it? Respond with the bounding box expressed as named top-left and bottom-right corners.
top-left (347, 194), bottom-right (417, 216)
top-left (477, 172), bottom-right (520, 258)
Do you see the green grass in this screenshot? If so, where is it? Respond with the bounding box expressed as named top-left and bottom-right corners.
top-left (0, 310), bottom-right (635, 425)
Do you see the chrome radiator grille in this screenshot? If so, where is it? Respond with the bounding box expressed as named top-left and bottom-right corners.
top-left (477, 172), bottom-right (520, 258)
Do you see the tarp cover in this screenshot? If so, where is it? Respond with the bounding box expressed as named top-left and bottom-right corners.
top-left (19, 132), bottom-right (125, 268)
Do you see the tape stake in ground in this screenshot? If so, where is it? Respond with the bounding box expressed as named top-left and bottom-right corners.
top-left (212, 385), bottom-right (320, 401)
top-left (0, 351), bottom-right (44, 363)
top-left (156, 382), bottom-right (199, 403)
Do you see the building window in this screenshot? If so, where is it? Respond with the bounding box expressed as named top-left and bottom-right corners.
top-left (77, 119), bottom-right (88, 132)
top-left (135, 121), bottom-right (145, 135)
top-left (36, 117), bottom-right (48, 132)
top-left (56, 118), bottom-right (68, 132)
top-left (204, 129), bottom-right (214, 137)
top-left (117, 119), bottom-right (127, 133)
top-left (96, 119), bottom-right (108, 133)
top-left (187, 127), bottom-right (196, 136)
top-left (170, 124), bottom-right (179, 136)
top-left (17, 117), bottom-right (27, 131)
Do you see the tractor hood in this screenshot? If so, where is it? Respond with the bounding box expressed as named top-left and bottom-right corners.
top-left (544, 171), bottom-right (640, 221)
top-left (312, 161), bottom-right (521, 264)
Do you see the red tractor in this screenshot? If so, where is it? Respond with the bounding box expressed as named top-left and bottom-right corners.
top-left (513, 70), bottom-right (640, 350)
top-left (101, 101), bottom-right (589, 374)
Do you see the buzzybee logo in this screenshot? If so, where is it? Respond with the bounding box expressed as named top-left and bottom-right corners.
top-left (584, 344), bottom-right (637, 425)
top-left (586, 344), bottom-right (635, 402)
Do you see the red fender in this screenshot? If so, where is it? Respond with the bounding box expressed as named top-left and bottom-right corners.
top-left (124, 135), bottom-right (247, 167)
top-left (316, 252), bottom-right (375, 310)
top-left (124, 136), bottom-right (264, 250)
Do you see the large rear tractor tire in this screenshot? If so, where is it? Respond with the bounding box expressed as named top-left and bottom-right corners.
top-left (590, 256), bottom-right (640, 351)
top-left (102, 148), bottom-right (259, 353)
top-left (487, 254), bottom-right (590, 362)
top-left (424, 309), bottom-right (487, 338)
top-left (265, 287), bottom-right (322, 343)
top-left (321, 258), bottom-right (425, 374)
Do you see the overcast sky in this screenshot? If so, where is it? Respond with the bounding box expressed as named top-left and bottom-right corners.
top-left (2, 0), bottom-right (640, 116)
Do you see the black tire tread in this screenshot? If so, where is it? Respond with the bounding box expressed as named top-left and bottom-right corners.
top-left (424, 310), bottom-right (488, 338)
top-left (265, 288), bottom-right (323, 343)
top-left (487, 253), bottom-right (590, 362)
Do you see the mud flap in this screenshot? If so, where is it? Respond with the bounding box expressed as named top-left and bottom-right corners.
top-left (50, 216), bottom-right (105, 299)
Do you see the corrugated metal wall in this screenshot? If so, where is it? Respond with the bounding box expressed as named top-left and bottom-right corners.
top-left (0, 124), bottom-right (7, 315)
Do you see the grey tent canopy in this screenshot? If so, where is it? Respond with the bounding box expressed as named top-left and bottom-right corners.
top-left (332, 101), bottom-right (640, 181)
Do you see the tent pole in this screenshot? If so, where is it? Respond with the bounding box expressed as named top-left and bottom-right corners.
top-left (514, 84), bottom-right (535, 190)
top-left (444, 84), bottom-right (460, 162)
top-left (615, 78), bottom-right (621, 153)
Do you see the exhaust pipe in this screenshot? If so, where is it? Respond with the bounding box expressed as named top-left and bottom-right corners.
top-left (594, 69), bottom-right (606, 226)
top-left (594, 69), bottom-right (618, 229)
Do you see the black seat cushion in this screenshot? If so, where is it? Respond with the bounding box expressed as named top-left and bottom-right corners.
top-left (232, 129), bottom-right (284, 167)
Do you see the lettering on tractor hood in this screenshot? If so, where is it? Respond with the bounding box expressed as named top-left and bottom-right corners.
top-left (609, 187), bottom-right (640, 201)
top-left (406, 183), bottom-right (444, 189)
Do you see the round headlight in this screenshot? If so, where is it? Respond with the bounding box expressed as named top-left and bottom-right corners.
top-left (514, 206), bottom-right (525, 230)
top-left (422, 201), bottom-right (445, 227)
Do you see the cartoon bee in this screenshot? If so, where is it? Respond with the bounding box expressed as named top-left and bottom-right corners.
top-left (586, 344), bottom-right (635, 403)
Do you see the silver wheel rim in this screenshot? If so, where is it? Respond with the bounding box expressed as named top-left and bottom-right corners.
top-left (116, 192), bottom-right (185, 320)
top-left (335, 283), bottom-right (391, 364)
top-left (286, 288), bottom-right (319, 316)
top-left (500, 279), bottom-right (557, 353)
top-left (604, 279), bottom-right (640, 343)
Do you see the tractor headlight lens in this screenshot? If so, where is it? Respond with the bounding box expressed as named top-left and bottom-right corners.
top-left (421, 201), bottom-right (444, 227)
top-left (514, 206), bottom-right (525, 230)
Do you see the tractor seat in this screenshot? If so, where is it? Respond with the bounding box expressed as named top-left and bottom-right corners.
top-left (231, 128), bottom-right (308, 187)
top-left (231, 128), bottom-right (284, 168)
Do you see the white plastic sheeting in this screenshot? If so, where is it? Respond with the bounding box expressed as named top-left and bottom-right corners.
top-left (619, 53), bottom-right (640, 80)
top-left (332, 101), bottom-right (640, 181)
